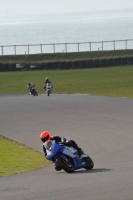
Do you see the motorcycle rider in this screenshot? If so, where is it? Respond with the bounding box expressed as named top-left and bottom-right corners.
top-left (27, 82), bottom-right (35, 94)
top-left (40, 131), bottom-right (88, 171)
top-left (44, 77), bottom-right (53, 91)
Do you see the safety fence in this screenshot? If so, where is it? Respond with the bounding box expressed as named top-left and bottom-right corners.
top-left (0, 39), bottom-right (133, 55)
top-left (1, 56), bottom-right (133, 72)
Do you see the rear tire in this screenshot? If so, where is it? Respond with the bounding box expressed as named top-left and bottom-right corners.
top-left (84, 156), bottom-right (94, 170)
top-left (56, 157), bottom-right (75, 173)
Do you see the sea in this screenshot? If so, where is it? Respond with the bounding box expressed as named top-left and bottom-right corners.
top-left (0, 8), bottom-right (133, 55)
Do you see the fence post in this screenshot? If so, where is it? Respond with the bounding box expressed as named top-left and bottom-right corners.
top-left (53, 43), bottom-right (55, 53)
top-left (98, 48), bottom-right (99, 56)
top-left (102, 41), bottom-right (103, 51)
top-left (14, 45), bottom-right (16, 55)
top-left (40, 44), bottom-right (42, 54)
top-left (89, 42), bottom-right (91, 51)
top-left (125, 40), bottom-right (127, 50)
top-left (78, 43), bottom-right (79, 52)
top-left (65, 43), bottom-right (67, 53)
top-left (113, 40), bottom-right (115, 50)
top-left (2, 46), bottom-right (3, 56)
top-left (28, 44), bottom-right (29, 54)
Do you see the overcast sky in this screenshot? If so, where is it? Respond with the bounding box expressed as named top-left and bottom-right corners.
top-left (0, 0), bottom-right (133, 16)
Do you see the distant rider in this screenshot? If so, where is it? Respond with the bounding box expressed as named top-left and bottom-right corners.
top-left (27, 82), bottom-right (35, 94)
top-left (44, 77), bottom-right (53, 91)
top-left (40, 131), bottom-right (88, 170)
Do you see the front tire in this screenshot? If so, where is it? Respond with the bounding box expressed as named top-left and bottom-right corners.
top-left (56, 157), bottom-right (75, 173)
top-left (55, 165), bottom-right (62, 171)
top-left (84, 156), bottom-right (94, 170)
top-left (35, 91), bottom-right (38, 96)
top-left (47, 90), bottom-right (50, 96)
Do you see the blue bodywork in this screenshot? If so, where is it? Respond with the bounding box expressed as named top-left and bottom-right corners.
top-left (46, 140), bottom-right (87, 170)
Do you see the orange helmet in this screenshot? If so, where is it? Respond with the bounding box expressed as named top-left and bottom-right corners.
top-left (40, 131), bottom-right (51, 143)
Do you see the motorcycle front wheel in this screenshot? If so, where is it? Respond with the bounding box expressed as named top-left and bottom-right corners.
top-left (35, 90), bottom-right (38, 96)
top-left (84, 156), bottom-right (94, 170)
top-left (56, 157), bottom-right (75, 173)
top-left (47, 90), bottom-right (50, 96)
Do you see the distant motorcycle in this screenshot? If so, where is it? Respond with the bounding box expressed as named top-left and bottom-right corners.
top-left (44, 140), bottom-right (94, 173)
top-left (45, 83), bottom-right (52, 96)
top-left (29, 85), bottom-right (38, 96)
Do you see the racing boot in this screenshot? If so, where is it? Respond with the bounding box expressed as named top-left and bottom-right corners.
top-left (78, 148), bottom-right (88, 159)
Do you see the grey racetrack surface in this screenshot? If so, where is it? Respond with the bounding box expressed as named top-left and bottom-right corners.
top-left (0, 94), bottom-right (133, 200)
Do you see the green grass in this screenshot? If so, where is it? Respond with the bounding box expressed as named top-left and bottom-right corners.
top-left (0, 65), bottom-right (133, 97)
top-left (0, 135), bottom-right (49, 177)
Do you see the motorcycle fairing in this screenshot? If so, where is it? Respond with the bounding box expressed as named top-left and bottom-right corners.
top-left (46, 140), bottom-right (66, 160)
top-left (46, 140), bottom-right (87, 169)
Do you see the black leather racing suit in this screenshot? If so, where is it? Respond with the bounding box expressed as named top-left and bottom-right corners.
top-left (42, 136), bottom-right (83, 157)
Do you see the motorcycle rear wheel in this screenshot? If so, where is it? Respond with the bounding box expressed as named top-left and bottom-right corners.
top-left (56, 157), bottom-right (75, 173)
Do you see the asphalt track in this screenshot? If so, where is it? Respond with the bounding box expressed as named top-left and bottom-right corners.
top-left (0, 94), bottom-right (133, 200)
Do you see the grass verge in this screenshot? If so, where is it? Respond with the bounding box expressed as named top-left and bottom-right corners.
top-left (0, 135), bottom-right (49, 177)
top-left (0, 65), bottom-right (133, 98)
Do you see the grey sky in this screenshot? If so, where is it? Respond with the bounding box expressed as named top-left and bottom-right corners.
top-left (0, 0), bottom-right (133, 16)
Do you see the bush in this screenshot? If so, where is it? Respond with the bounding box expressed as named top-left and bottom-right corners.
top-left (71, 61), bottom-right (79, 69)
top-left (51, 62), bottom-right (59, 69)
top-left (92, 59), bottom-right (99, 68)
top-left (86, 60), bottom-right (93, 68)
top-left (23, 64), bottom-right (30, 70)
top-left (99, 59), bottom-right (106, 68)
top-left (127, 56), bottom-right (133, 65)
top-left (121, 57), bottom-right (127, 65)
top-left (106, 58), bottom-right (113, 67)
top-left (113, 57), bottom-right (121, 66)
top-left (79, 60), bottom-right (86, 68)
top-left (44, 62), bottom-right (52, 70)
top-left (0, 63), bottom-right (9, 71)
top-left (37, 63), bottom-right (45, 70)
top-left (65, 62), bottom-right (71, 69)
top-left (0, 63), bottom-right (2, 71)
top-left (8, 63), bottom-right (16, 71)
top-left (58, 62), bottom-right (65, 69)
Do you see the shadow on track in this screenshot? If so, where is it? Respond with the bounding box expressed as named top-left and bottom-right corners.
top-left (74, 168), bottom-right (112, 174)
top-left (56, 168), bottom-right (112, 174)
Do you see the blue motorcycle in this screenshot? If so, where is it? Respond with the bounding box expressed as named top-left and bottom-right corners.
top-left (44, 140), bottom-right (94, 173)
